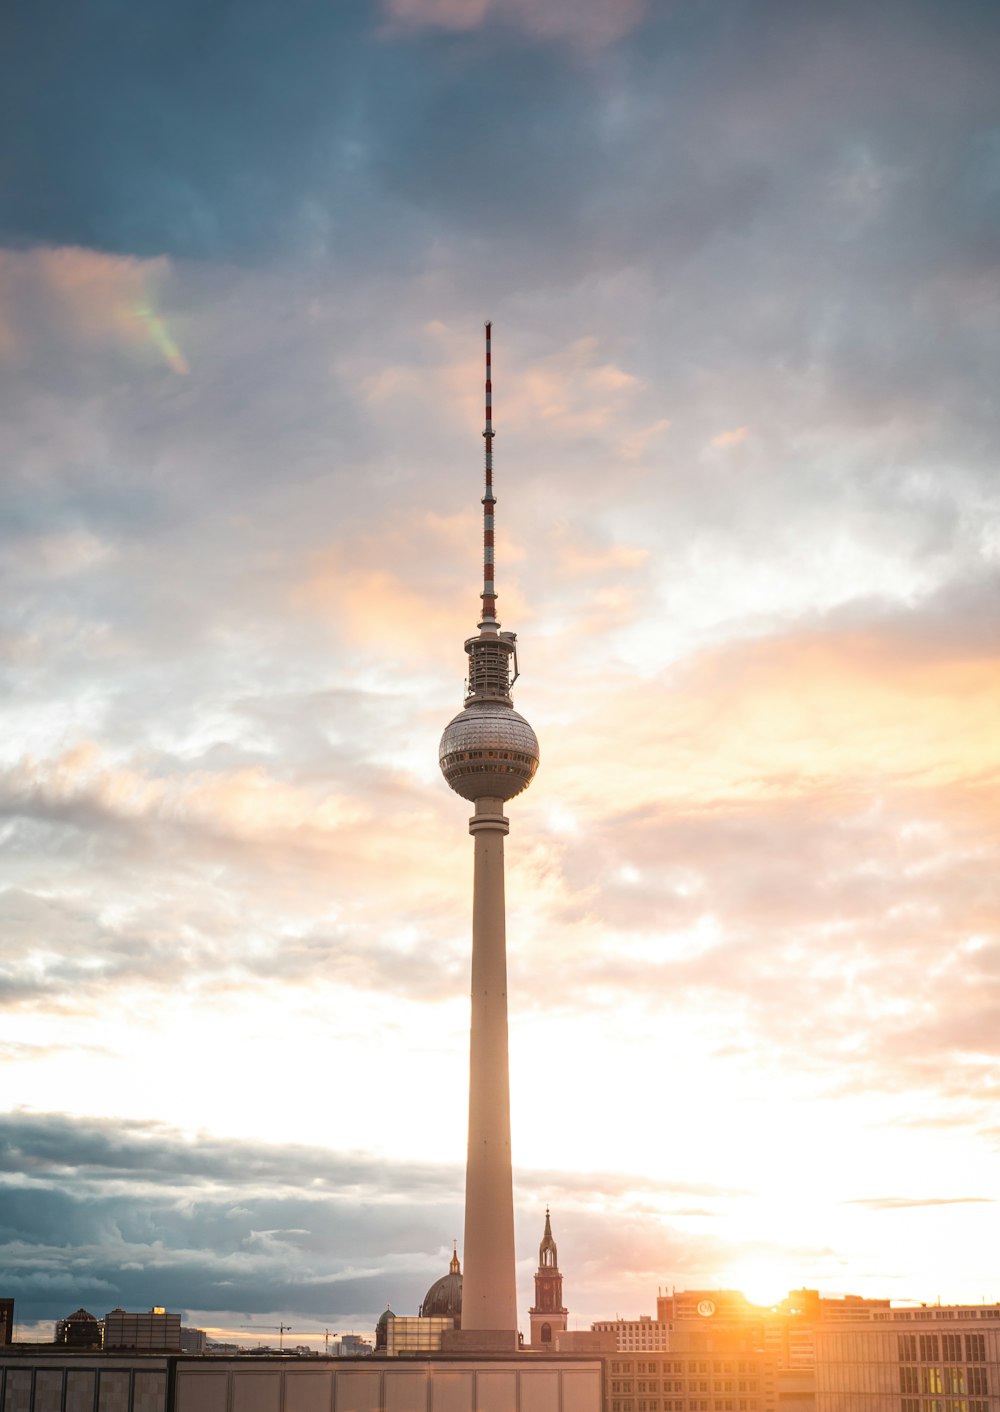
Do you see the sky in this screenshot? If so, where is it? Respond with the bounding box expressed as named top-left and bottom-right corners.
top-left (2, 0), bottom-right (999, 1347)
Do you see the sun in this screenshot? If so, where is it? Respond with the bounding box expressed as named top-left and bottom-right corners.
top-left (724, 1263), bottom-right (799, 1310)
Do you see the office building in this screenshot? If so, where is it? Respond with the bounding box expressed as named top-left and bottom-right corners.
top-left (814, 1301), bottom-right (1000, 1411)
top-left (103, 1308), bottom-right (181, 1352)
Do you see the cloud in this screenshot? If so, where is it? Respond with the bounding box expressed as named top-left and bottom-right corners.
top-left (848, 1197), bottom-right (995, 1210)
top-left (3, 0), bottom-right (1000, 1325)
top-left (709, 427), bottom-right (750, 449)
top-left (0, 1112), bottom-right (743, 1328)
top-left (379, 0), bottom-right (646, 51)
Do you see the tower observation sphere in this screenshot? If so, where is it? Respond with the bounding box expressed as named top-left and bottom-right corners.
top-left (437, 322), bottom-right (537, 1352)
top-left (439, 701), bottom-right (539, 802)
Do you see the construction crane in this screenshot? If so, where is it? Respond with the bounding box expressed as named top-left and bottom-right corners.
top-left (238, 1324), bottom-right (295, 1352)
top-left (237, 1324), bottom-right (370, 1355)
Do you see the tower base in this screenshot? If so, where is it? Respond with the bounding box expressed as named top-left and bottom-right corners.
top-left (441, 1328), bottom-right (519, 1354)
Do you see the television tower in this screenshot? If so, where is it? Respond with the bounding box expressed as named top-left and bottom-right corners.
top-left (439, 323), bottom-right (540, 1350)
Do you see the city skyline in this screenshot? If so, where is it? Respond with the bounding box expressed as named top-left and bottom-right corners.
top-left (2, 0), bottom-right (999, 1342)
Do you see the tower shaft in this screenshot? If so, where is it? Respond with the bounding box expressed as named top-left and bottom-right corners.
top-left (460, 798), bottom-right (517, 1341)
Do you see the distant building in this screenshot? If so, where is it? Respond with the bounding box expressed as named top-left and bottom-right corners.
top-left (528, 1209), bottom-right (568, 1350)
top-left (54, 1309), bottom-right (102, 1349)
top-left (103, 1308), bottom-right (181, 1351)
top-left (591, 1315), bottom-right (670, 1353)
top-left (374, 1312), bottom-right (459, 1357)
top-left (330, 1334), bottom-right (372, 1357)
top-left (374, 1249), bottom-right (465, 1356)
top-left (179, 1327), bottom-right (206, 1353)
top-left (0, 1300), bottom-right (13, 1347)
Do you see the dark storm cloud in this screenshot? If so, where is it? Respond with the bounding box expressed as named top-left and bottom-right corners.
top-left (0, 1112), bottom-right (721, 1323)
top-left (0, 0), bottom-right (376, 260)
top-left (0, 1111), bottom-right (463, 1321)
top-left (0, 1110), bottom-right (458, 1190)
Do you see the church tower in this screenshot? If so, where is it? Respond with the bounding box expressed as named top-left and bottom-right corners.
top-left (529, 1208), bottom-right (568, 1348)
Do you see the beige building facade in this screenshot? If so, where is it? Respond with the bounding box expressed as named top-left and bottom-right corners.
top-left (592, 1318), bottom-right (670, 1353)
top-left (814, 1304), bottom-right (1000, 1411)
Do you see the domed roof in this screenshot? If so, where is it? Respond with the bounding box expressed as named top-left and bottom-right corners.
top-left (439, 702), bottom-right (539, 802)
top-left (420, 1249), bottom-right (463, 1320)
top-left (374, 1307), bottom-right (395, 1350)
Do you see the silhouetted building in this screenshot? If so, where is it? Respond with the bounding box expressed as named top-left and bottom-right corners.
top-left (0, 1300), bottom-right (13, 1346)
top-left (529, 1209), bottom-right (568, 1349)
top-left (330, 1334), bottom-right (371, 1357)
top-left (179, 1327), bottom-right (206, 1353)
top-left (54, 1309), bottom-right (102, 1349)
top-left (374, 1250), bottom-right (465, 1356)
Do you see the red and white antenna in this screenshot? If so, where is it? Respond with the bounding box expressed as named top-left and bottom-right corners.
top-left (480, 320), bottom-right (498, 632)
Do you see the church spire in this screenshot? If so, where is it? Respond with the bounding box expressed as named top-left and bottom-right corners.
top-left (529, 1207), bottom-right (568, 1348)
top-left (539, 1206), bottom-right (558, 1267)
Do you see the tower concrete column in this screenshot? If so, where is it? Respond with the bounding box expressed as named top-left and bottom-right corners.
top-left (461, 796), bottom-right (517, 1340)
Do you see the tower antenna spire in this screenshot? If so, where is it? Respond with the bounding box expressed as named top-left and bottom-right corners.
top-left (480, 320), bottom-right (497, 631)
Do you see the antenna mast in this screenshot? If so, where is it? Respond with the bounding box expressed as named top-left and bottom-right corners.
top-left (480, 320), bottom-right (497, 631)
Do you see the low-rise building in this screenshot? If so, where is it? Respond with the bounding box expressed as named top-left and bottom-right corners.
top-left (592, 1316), bottom-right (670, 1353)
top-left (54, 1310), bottom-right (102, 1350)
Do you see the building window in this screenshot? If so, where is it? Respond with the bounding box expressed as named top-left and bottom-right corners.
top-left (540, 1323), bottom-right (551, 1343)
top-left (900, 1367), bottom-right (919, 1393)
top-left (922, 1368), bottom-right (944, 1394)
top-left (947, 1367), bottom-right (966, 1394)
top-left (920, 1334), bottom-right (941, 1361)
top-left (942, 1334), bottom-right (962, 1360)
top-left (898, 1333), bottom-right (918, 1361)
top-left (965, 1333), bottom-right (986, 1363)
top-left (968, 1367), bottom-right (989, 1395)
